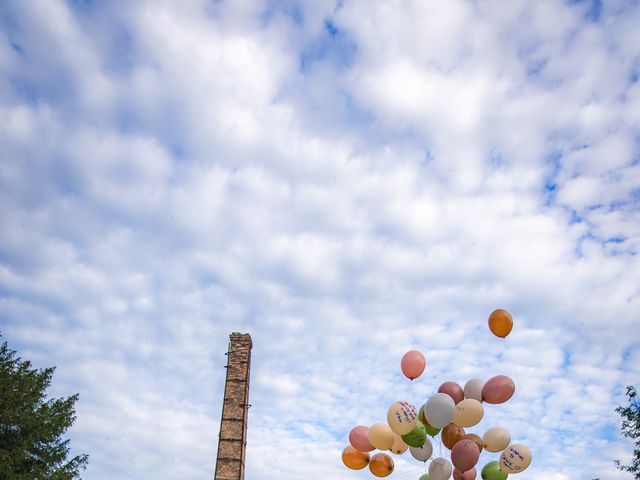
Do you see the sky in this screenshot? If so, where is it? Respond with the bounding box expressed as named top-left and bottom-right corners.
top-left (0, 0), bottom-right (639, 479)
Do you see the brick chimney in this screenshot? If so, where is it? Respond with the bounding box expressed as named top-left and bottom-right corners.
top-left (214, 332), bottom-right (253, 480)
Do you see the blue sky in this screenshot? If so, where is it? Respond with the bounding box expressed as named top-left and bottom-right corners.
top-left (1, 0), bottom-right (639, 479)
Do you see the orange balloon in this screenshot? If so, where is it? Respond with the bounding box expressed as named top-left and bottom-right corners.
top-left (488, 309), bottom-right (513, 338)
top-left (369, 453), bottom-right (394, 477)
top-left (342, 446), bottom-right (370, 470)
top-left (462, 433), bottom-right (483, 453)
top-left (441, 423), bottom-right (466, 450)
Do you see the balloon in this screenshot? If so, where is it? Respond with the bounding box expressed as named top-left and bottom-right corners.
top-left (410, 437), bottom-right (433, 462)
top-left (369, 452), bottom-right (394, 478)
top-left (429, 457), bottom-right (453, 480)
top-left (419, 405), bottom-right (442, 436)
top-left (438, 382), bottom-right (464, 404)
top-left (419, 475), bottom-right (431, 480)
top-left (500, 443), bottom-right (532, 474)
top-left (425, 393), bottom-right (456, 429)
top-left (349, 425), bottom-right (374, 452)
top-left (441, 423), bottom-right (466, 450)
top-left (425, 422), bottom-right (441, 436)
top-left (402, 419), bottom-right (427, 447)
top-left (488, 309), bottom-right (513, 338)
top-left (464, 378), bottom-right (484, 402)
top-left (401, 350), bottom-right (426, 380)
top-left (453, 399), bottom-right (484, 427)
top-left (480, 461), bottom-right (507, 480)
top-left (369, 423), bottom-right (395, 450)
top-left (482, 427), bottom-right (510, 453)
top-left (482, 376), bottom-right (515, 404)
top-left (390, 434), bottom-right (409, 454)
top-left (451, 439), bottom-right (480, 473)
top-left (342, 445), bottom-right (370, 470)
top-left (461, 434), bottom-right (483, 453)
top-left (387, 401), bottom-right (418, 435)
top-left (454, 467), bottom-right (477, 480)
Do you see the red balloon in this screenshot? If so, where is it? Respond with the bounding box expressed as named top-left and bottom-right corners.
top-left (451, 439), bottom-right (480, 473)
top-left (481, 375), bottom-right (515, 404)
top-left (438, 381), bottom-right (464, 404)
top-left (349, 425), bottom-right (374, 452)
top-left (454, 467), bottom-right (477, 480)
top-left (401, 350), bottom-right (426, 380)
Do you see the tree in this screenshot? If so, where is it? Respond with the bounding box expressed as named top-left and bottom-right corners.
top-left (616, 386), bottom-right (640, 478)
top-left (0, 339), bottom-right (88, 479)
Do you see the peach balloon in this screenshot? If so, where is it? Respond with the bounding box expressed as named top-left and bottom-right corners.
top-left (390, 434), bottom-right (409, 455)
top-left (483, 427), bottom-right (511, 453)
top-left (500, 443), bottom-right (532, 473)
top-left (401, 350), bottom-right (426, 380)
top-left (369, 423), bottom-right (395, 450)
top-left (387, 401), bottom-right (418, 435)
top-left (452, 399), bottom-right (484, 427)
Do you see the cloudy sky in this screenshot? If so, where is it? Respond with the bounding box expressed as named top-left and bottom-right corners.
top-left (1, 0), bottom-right (639, 479)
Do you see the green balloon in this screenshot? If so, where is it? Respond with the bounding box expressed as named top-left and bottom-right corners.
top-left (419, 474), bottom-right (430, 480)
top-left (402, 420), bottom-right (426, 447)
top-left (481, 461), bottom-right (508, 480)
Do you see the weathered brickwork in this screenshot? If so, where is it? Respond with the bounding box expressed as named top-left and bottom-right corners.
top-left (214, 333), bottom-right (252, 480)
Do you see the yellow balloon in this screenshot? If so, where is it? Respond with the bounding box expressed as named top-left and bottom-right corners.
top-left (387, 401), bottom-right (418, 435)
top-left (390, 434), bottom-right (409, 455)
top-left (369, 423), bottom-right (395, 450)
top-left (452, 399), bottom-right (484, 428)
top-left (500, 443), bottom-right (532, 473)
top-left (482, 427), bottom-right (511, 453)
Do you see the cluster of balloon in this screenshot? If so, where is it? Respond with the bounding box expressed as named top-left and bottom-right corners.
top-left (341, 308), bottom-right (533, 479)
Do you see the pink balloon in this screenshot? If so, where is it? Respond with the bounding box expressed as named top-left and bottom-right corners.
top-left (453, 467), bottom-right (477, 480)
top-left (349, 426), bottom-right (374, 452)
top-left (401, 350), bottom-right (426, 380)
top-left (451, 439), bottom-right (480, 472)
top-left (481, 375), bottom-right (515, 404)
top-left (438, 381), bottom-right (464, 404)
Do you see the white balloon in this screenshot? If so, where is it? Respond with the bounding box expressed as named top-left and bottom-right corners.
top-left (429, 457), bottom-right (452, 480)
top-left (464, 378), bottom-right (484, 402)
top-left (409, 437), bottom-right (433, 462)
top-left (424, 393), bottom-right (456, 429)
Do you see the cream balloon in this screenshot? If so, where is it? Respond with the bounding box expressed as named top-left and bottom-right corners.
top-left (425, 393), bottom-right (456, 429)
top-left (500, 443), bottom-right (532, 474)
top-left (390, 434), bottom-right (409, 455)
top-left (429, 457), bottom-right (453, 480)
top-left (369, 423), bottom-right (395, 450)
top-left (387, 401), bottom-right (418, 435)
top-left (482, 427), bottom-right (511, 453)
top-left (452, 399), bottom-right (484, 428)
top-left (464, 378), bottom-right (484, 402)
top-left (410, 437), bottom-right (433, 462)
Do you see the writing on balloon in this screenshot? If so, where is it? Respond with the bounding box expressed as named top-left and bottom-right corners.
top-left (395, 402), bottom-right (417, 424)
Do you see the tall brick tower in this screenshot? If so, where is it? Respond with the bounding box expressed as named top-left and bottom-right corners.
top-left (214, 332), bottom-right (252, 480)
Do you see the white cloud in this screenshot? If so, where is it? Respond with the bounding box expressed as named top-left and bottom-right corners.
top-left (0, 0), bottom-right (639, 479)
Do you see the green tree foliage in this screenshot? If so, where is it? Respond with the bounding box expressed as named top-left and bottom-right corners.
top-left (0, 339), bottom-right (88, 479)
top-left (616, 386), bottom-right (640, 478)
